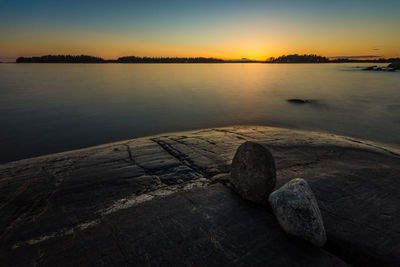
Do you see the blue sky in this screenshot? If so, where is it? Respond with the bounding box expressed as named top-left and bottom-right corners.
top-left (1, 0), bottom-right (399, 61)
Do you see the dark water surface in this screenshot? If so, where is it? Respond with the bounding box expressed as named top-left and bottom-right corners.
top-left (1, 63), bottom-right (400, 163)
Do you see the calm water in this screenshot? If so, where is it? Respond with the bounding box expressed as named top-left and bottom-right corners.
top-left (1, 63), bottom-right (400, 163)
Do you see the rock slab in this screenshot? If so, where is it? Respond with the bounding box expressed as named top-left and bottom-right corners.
top-left (1, 126), bottom-right (400, 266)
top-left (269, 178), bottom-right (326, 247)
top-left (1, 184), bottom-right (349, 267)
top-left (230, 141), bottom-right (276, 205)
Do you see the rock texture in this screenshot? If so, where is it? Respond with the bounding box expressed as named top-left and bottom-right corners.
top-left (1, 126), bottom-right (400, 266)
top-left (1, 184), bottom-right (349, 267)
top-left (230, 141), bottom-right (276, 205)
top-left (269, 178), bottom-right (326, 247)
top-left (210, 173), bottom-right (231, 185)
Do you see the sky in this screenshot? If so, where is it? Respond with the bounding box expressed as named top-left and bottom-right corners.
top-left (1, 0), bottom-right (399, 61)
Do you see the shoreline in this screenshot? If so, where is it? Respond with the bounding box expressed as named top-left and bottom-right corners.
top-left (2, 125), bottom-right (400, 166)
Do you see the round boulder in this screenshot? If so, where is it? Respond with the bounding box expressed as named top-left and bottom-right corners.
top-left (230, 141), bottom-right (276, 205)
top-left (269, 178), bottom-right (326, 247)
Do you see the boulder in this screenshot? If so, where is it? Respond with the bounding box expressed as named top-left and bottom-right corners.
top-left (388, 62), bottom-right (400, 70)
top-left (269, 178), bottom-right (326, 247)
top-left (230, 141), bottom-right (276, 205)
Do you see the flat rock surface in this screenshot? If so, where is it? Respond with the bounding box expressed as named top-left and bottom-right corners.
top-left (1, 126), bottom-right (400, 266)
top-left (2, 184), bottom-right (348, 267)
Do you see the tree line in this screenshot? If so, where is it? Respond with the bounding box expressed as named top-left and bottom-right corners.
top-left (266, 54), bottom-right (400, 63)
top-left (16, 55), bottom-right (224, 63)
top-left (15, 54), bottom-right (400, 63)
top-left (117, 56), bottom-right (224, 63)
top-left (16, 55), bottom-right (105, 63)
top-left (266, 54), bottom-right (329, 63)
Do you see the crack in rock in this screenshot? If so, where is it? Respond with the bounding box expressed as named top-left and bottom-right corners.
top-left (151, 138), bottom-right (208, 177)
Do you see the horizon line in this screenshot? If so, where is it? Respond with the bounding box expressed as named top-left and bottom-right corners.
top-left (9, 54), bottom-right (400, 62)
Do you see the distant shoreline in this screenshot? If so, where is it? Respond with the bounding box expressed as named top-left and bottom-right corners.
top-left (11, 61), bottom-right (398, 64)
top-left (14, 54), bottom-right (400, 64)
top-left (8, 62), bottom-right (396, 64)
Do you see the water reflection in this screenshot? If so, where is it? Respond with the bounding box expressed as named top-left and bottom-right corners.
top-left (0, 63), bottom-right (399, 163)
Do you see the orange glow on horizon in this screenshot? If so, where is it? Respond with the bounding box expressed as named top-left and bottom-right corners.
top-left (1, 27), bottom-right (400, 62)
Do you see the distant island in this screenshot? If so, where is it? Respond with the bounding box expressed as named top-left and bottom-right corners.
top-left (266, 54), bottom-right (329, 63)
top-left (16, 55), bottom-right (106, 63)
top-left (15, 54), bottom-right (400, 64)
top-left (266, 54), bottom-right (400, 63)
top-left (16, 55), bottom-right (224, 63)
top-left (117, 56), bottom-right (224, 63)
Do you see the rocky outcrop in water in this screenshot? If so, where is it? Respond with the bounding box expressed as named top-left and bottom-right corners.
top-left (230, 141), bottom-right (276, 205)
top-left (388, 62), bottom-right (400, 70)
top-left (269, 178), bottom-right (326, 247)
top-left (363, 65), bottom-right (397, 72)
top-left (287, 99), bottom-right (315, 104)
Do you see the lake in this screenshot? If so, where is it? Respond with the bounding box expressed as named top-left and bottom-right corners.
top-left (1, 63), bottom-right (399, 163)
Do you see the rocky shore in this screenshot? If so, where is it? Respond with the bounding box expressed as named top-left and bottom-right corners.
top-left (362, 62), bottom-right (400, 72)
top-left (1, 126), bottom-right (399, 266)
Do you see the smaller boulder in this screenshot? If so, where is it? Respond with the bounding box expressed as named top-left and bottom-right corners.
top-left (269, 178), bottom-right (326, 247)
top-left (230, 141), bottom-right (276, 205)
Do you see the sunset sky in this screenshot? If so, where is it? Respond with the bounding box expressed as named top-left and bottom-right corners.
top-left (1, 0), bottom-right (399, 62)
